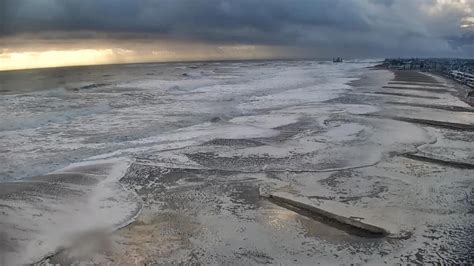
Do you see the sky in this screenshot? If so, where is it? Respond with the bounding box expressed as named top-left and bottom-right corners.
top-left (0, 0), bottom-right (473, 70)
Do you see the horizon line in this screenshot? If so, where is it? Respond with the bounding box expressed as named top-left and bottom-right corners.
top-left (2, 56), bottom-right (472, 73)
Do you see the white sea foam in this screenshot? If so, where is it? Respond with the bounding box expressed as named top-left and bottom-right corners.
top-left (0, 60), bottom-right (374, 264)
top-left (0, 61), bottom-right (367, 180)
top-left (0, 158), bottom-right (141, 266)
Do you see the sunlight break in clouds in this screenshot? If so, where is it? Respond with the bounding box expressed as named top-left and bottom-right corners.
top-left (0, 49), bottom-right (119, 71)
top-left (461, 17), bottom-right (474, 28)
top-left (1, 0), bottom-right (473, 71)
top-left (0, 44), bottom-right (277, 71)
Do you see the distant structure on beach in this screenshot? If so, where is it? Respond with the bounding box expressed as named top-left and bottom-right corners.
top-left (451, 71), bottom-right (474, 88)
top-left (382, 58), bottom-right (474, 89)
top-left (333, 57), bottom-right (343, 63)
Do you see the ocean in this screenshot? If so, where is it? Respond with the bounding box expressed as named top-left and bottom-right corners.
top-left (0, 60), bottom-right (368, 181)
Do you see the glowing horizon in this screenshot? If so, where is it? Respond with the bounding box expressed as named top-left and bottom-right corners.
top-left (0, 44), bottom-right (282, 71)
top-left (1, 0), bottom-right (473, 71)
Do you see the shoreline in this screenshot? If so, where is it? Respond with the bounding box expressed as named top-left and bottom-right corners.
top-left (2, 62), bottom-right (473, 264)
top-left (48, 66), bottom-right (474, 264)
top-left (0, 158), bottom-right (142, 266)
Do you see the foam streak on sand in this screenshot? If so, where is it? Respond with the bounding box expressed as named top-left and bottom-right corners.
top-left (0, 158), bottom-right (141, 265)
top-left (1, 61), bottom-right (473, 264)
top-left (0, 61), bottom-right (362, 264)
top-left (0, 61), bottom-right (358, 181)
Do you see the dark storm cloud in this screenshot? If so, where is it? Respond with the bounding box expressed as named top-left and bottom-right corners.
top-left (447, 34), bottom-right (474, 57)
top-left (1, 0), bottom-right (368, 41)
top-left (1, 0), bottom-right (473, 57)
top-left (370, 0), bottom-right (395, 7)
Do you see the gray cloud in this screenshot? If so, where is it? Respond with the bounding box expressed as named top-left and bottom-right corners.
top-left (1, 0), bottom-right (473, 58)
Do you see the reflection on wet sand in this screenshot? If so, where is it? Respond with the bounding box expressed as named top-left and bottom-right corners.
top-left (2, 62), bottom-right (473, 264)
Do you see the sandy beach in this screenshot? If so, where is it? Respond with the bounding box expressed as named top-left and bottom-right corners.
top-left (1, 61), bottom-right (473, 265)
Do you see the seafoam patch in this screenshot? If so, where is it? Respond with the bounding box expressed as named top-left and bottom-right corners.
top-left (229, 113), bottom-right (302, 129)
top-left (0, 158), bottom-right (141, 266)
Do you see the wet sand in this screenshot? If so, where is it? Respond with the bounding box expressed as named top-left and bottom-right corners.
top-left (39, 69), bottom-right (474, 264)
top-left (0, 159), bottom-right (141, 266)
